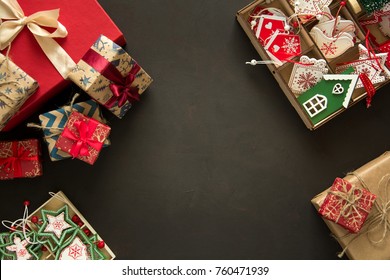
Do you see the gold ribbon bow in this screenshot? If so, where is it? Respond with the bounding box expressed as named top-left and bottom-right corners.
top-left (0, 0), bottom-right (75, 78)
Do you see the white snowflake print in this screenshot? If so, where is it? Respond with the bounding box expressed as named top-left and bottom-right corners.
top-left (297, 71), bottom-right (317, 91)
top-left (281, 37), bottom-right (300, 54)
top-left (321, 41), bottom-right (337, 56)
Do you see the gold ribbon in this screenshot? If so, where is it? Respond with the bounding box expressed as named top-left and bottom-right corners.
top-left (0, 0), bottom-right (76, 78)
top-left (337, 173), bottom-right (390, 258)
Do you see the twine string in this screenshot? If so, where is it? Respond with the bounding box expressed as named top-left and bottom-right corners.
top-left (336, 173), bottom-right (390, 258)
top-left (26, 93), bottom-right (80, 138)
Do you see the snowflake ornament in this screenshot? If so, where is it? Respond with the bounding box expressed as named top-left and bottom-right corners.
top-left (336, 44), bottom-right (390, 88)
top-left (288, 56), bottom-right (329, 94)
top-left (58, 236), bottom-right (89, 260)
top-left (37, 205), bottom-right (77, 247)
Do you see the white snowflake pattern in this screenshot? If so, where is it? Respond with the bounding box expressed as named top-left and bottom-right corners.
top-left (281, 37), bottom-right (300, 54)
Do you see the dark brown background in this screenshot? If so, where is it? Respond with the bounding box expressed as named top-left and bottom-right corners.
top-left (1, 0), bottom-right (389, 259)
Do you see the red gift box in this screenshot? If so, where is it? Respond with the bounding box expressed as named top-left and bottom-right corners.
top-left (318, 178), bottom-right (377, 233)
top-left (55, 111), bottom-right (111, 165)
top-left (0, 0), bottom-right (125, 131)
top-left (0, 139), bottom-right (42, 180)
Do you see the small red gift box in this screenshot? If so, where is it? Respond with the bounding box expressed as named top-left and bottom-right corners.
top-left (55, 111), bottom-right (111, 165)
top-left (0, 0), bottom-right (125, 131)
top-left (318, 177), bottom-right (377, 233)
top-left (0, 139), bottom-right (43, 180)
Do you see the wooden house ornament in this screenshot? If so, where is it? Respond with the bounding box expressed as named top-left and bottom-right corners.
top-left (297, 71), bottom-right (359, 125)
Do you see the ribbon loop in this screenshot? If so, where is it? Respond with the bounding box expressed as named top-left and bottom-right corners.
top-left (81, 48), bottom-right (141, 108)
top-left (61, 119), bottom-right (103, 159)
top-left (0, 0), bottom-right (75, 78)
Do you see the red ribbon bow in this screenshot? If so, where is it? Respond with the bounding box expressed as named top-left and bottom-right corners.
top-left (0, 142), bottom-right (38, 177)
top-left (61, 119), bottom-right (103, 158)
top-left (107, 64), bottom-right (141, 108)
top-left (82, 48), bottom-right (141, 108)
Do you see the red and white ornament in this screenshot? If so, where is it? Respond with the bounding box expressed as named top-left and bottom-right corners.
top-left (43, 212), bottom-right (72, 238)
top-left (58, 236), bottom-right (90, 260)
top-left (6, 237), bottom-right (32, 260)
top-left (288, 56), bottom-right (329, 94)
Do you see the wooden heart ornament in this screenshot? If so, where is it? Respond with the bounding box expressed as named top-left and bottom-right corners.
top-left (265, 31), bottom-right (301, 62)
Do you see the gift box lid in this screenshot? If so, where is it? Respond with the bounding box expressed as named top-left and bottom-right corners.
top-left (1, 0), bottom-right (126, 131)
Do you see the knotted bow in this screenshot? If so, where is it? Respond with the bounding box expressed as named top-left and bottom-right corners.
top-left (81, 48), bottom-right (141, 108)
top-left (61, 119), bottom-right (102, 158)
top-left (0, 141), bottom-right (38, 177)
top-left (107, 64), bottom-right (141, 107)
top-left (329, 181), bottom-right (367, 222)
top-left (0, 0), bottom-right (75, 78)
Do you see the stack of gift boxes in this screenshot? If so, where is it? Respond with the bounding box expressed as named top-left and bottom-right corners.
top-left (237, 0), bottom-right (390, 259)
top-left (0, 0), bottom-right (152, 259)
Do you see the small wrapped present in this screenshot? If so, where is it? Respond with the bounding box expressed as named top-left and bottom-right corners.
top-left (312, 152), bottom-right (390, 259)
top-left (1, 191), bottom-right (115, 260)
top-left (55, 111), bottom-right (111, 165)
top-left (68, 34), bottom-right (153, 118)
top-left (318, 178), bottom-right (376, 233)
top-left (0, 54), bottom-right (39, 131)
top-left (30, 97), bottom-right (110, 161)
top-left (0, 139), bottom-right (42, 180)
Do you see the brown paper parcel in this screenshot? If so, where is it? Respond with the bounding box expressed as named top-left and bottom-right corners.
top-left (311, 152), bottom-right (390, 259)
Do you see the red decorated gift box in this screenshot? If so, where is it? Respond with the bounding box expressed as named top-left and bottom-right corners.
top-left (0, 139), bottom-right (42, 180)
top-left (318, 177), bottom-right (377, 233)
top-left (55, 111), bottom-right (111, 165)
top-left (0, 0), bottom-right (125, 131)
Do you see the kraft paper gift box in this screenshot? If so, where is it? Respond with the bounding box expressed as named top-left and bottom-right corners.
top-left (0, 0), bottom-right (125, 131)
top-left (0, 53), bottom-right (38, 131)
top-left (311, 152), bottom-right (390, 259)
top-left (55, 111), bottom-right (111, 165)
top-left (68, 35), bottom-right (153, 118)
top-left (0, 139), bottom-right (42, 180)
top-left (0, 191), bottom-right (115, 260)
top-left (35, 98), bottom-right (110, 161)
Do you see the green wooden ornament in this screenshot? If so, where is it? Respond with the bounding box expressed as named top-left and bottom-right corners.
top-left (36, 205), bottom-right (78, 251)
top-left (297, 68), bottom-right (358, 125)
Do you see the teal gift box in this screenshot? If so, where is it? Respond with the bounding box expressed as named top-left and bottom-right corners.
top-left (35, 99), bottom-right (110, 161)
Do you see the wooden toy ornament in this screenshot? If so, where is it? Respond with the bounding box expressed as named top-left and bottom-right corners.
top-left (336, 44), bottom-right (390, 88)
top-left (288, 56), bottom-right (329, 94)
top-left (290, 0), bottom-right (333, 21)
top-left (297, 70), bottom-right (359, 125)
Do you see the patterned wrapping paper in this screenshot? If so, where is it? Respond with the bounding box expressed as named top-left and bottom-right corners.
top-left (318, 177), bottom-right (376, 233)
top-left (68, 34), bottom-right (153, 118)
top-left (0, 139), bottom-right (42, 180)
top-left (0, 54), bottom-right (39, 131)
top-left (55, 111), bottom-right (111, 165)
top-left (311, 152), bottom-right (390, 259)
top-left (38, 99), bottom-right (110, 161)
